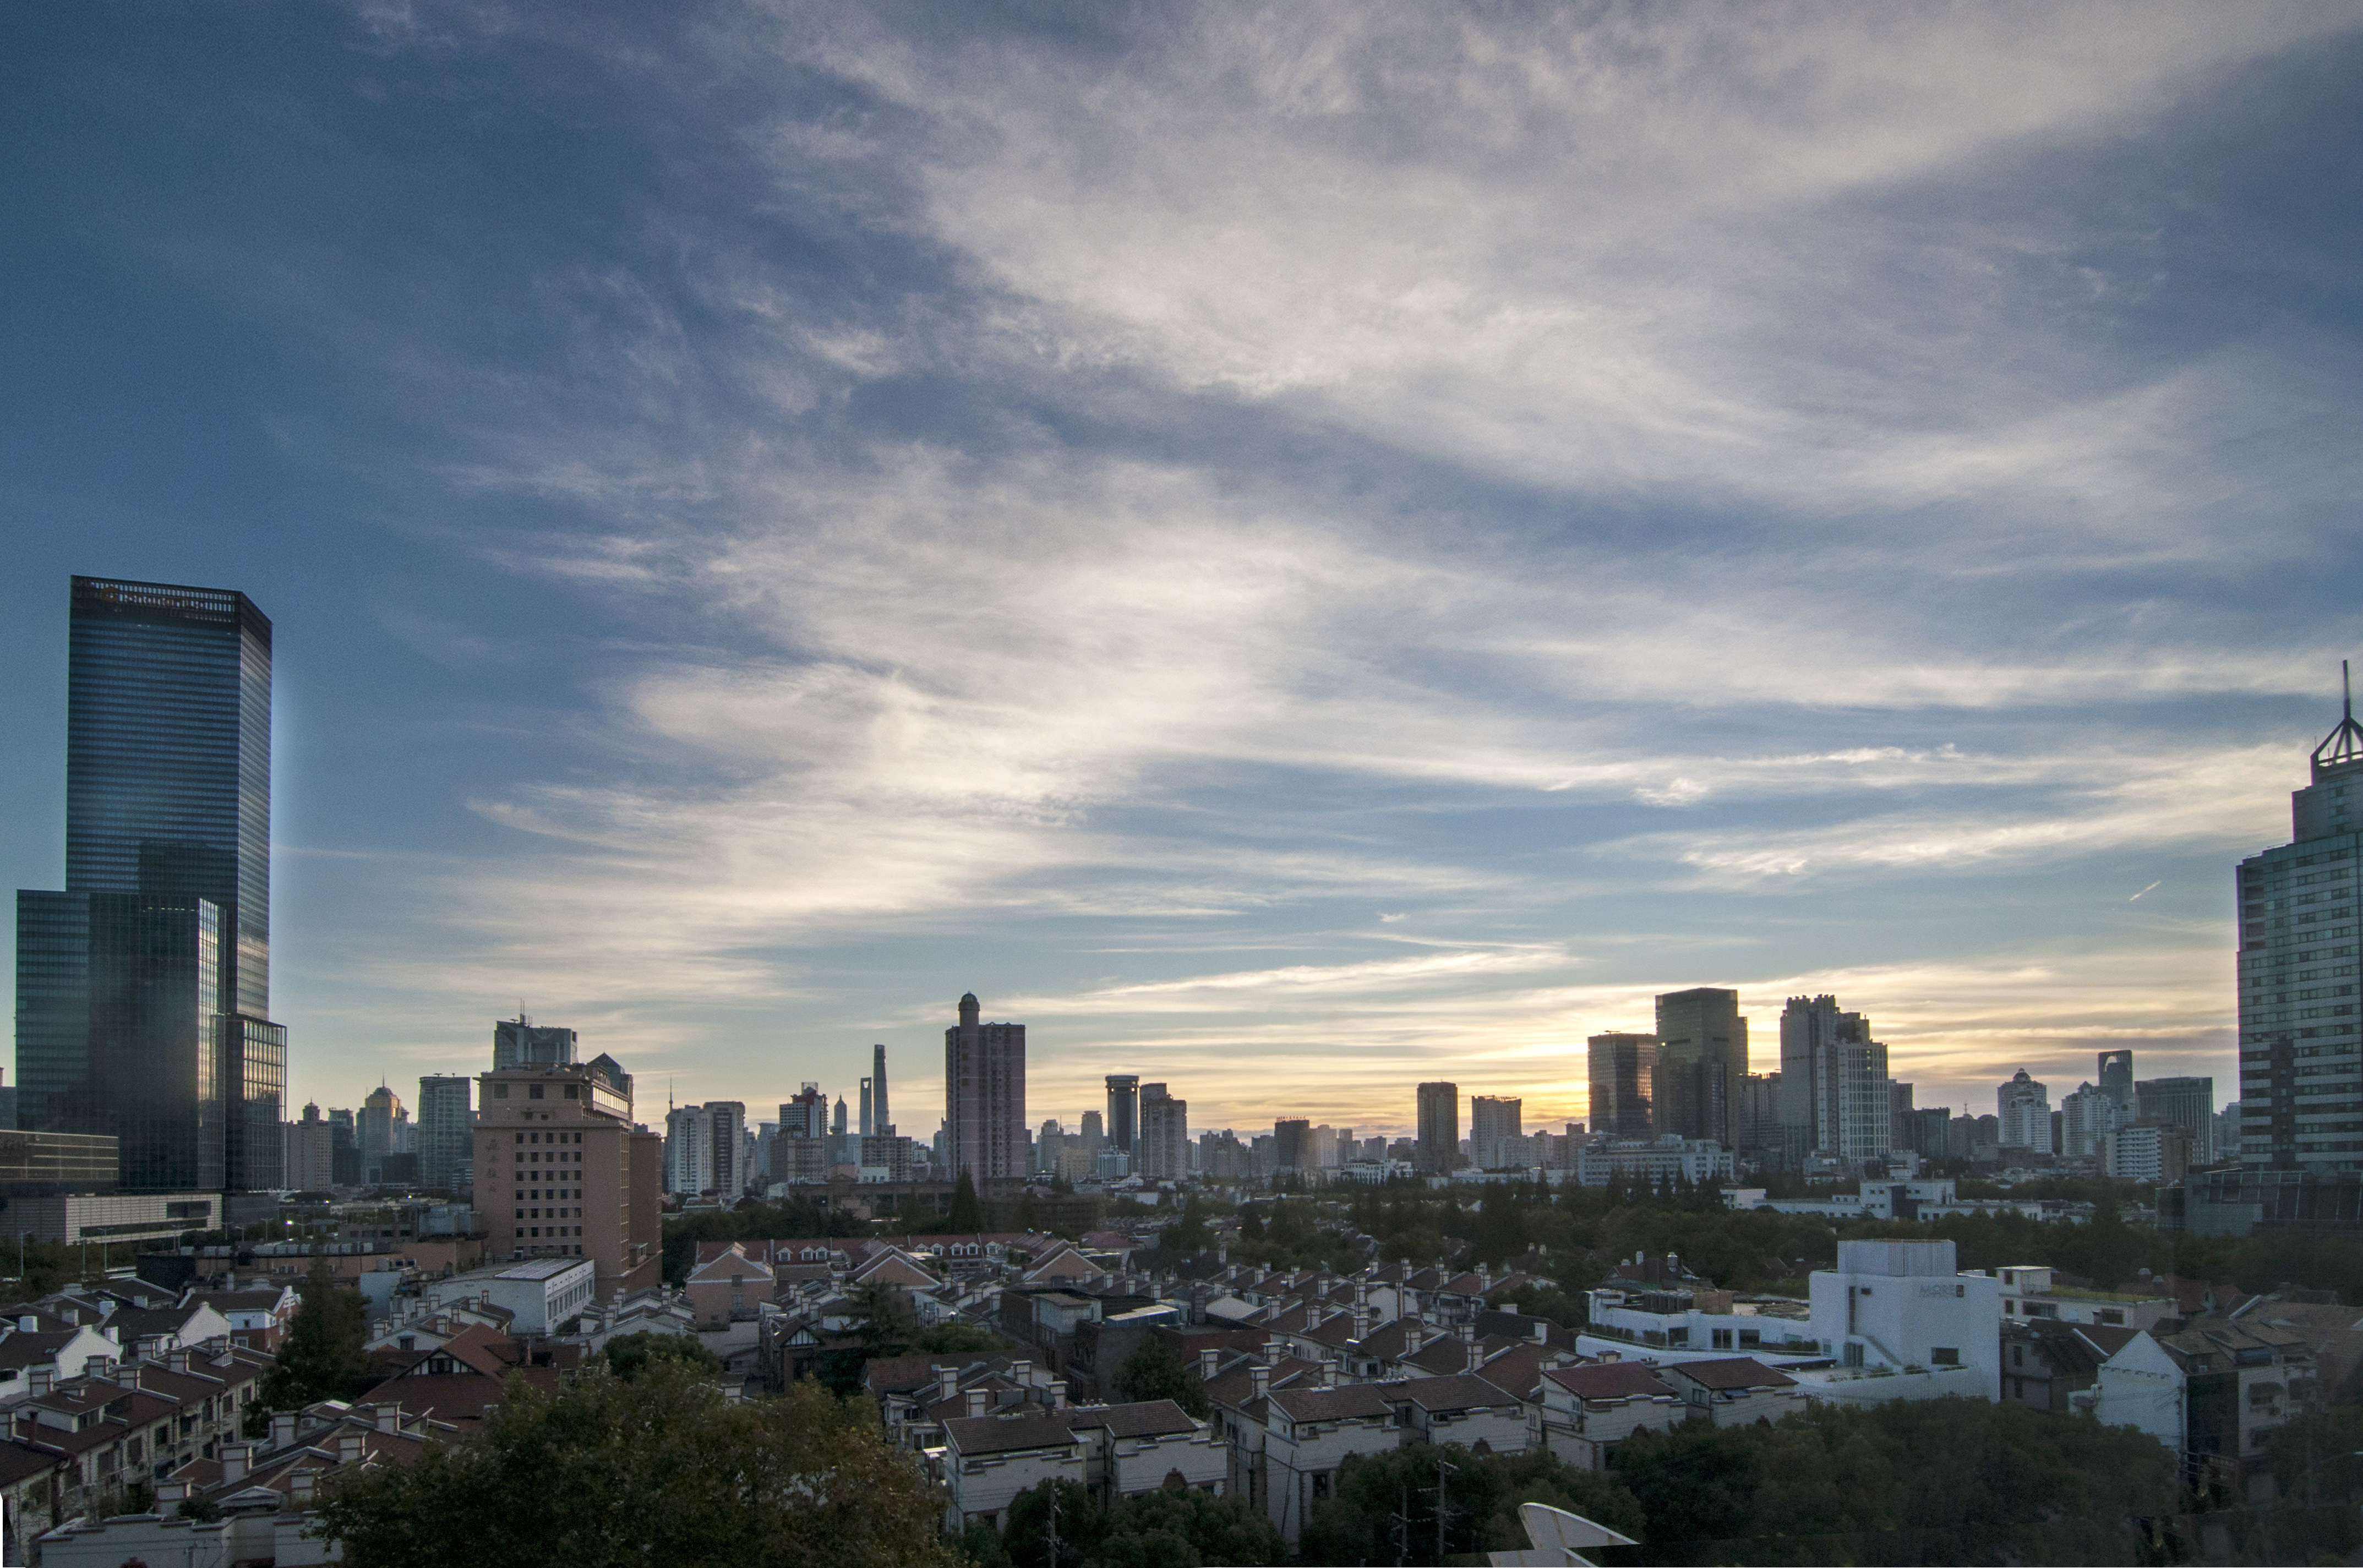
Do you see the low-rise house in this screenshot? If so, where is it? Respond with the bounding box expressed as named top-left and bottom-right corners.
top-left (0, 1437), bottom-right (74, 1560)
top-left (1390, 1373), bottom-right (1529, 1453)
top-left (185, 1283), bottom-right (301, 1353)
top-left (0, 1322), bottom-right (121, 1404)
top-left (935, 1400), bottom-right (1221, 1531)
top-left (1660, 1358), bottom-right (1802, 1426)
top-left (685, 1242), bottom-right (776, 1328)
top-left (1066, 1398), bottom-right (1225, 1502)
top-left (1531, 1362), bottom-right (1680, 1469)
top-left (2002, 1321), bottom-right (2131, 1413)
top-left (2080, 1318), bottom-right (2318, 1487)
top-left (1256, 1382), bottom-right (1400, 1544)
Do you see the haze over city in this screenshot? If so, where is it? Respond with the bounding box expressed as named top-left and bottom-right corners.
top-left (6, 4), bottom-right (2363, 1139)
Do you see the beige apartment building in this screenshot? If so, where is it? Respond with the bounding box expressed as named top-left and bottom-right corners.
top-left (473, 1061), bottom-right (662, 1298)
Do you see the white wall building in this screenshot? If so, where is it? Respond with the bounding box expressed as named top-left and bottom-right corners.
top-left (1575, 1136), bottom-right (1732, 1188)
top-left (1804, 1239), bottom-right (2000, 1401)
top-left (1470, 1096), bottom-right (1525, 1171)
top-left (1580, 1283), bottom-right (1823, 1366)
top-left (2058, 1083), bottom-right (2121, 1159)
top-left (473, 1256), bottom-right (598, 1335)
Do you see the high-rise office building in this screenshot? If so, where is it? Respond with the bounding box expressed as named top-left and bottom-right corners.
top-left (475, 1059), bottom-right (661, 1296)
top-left (860, 1077), bottom-right (875, 1137)
top-left (1080, 1110), bottom-right (1104, 1152)
top-left (1138, 1088), bottom-right (1188, 1181)
top-left (708, 1101), bottom-right (749, 1195)
top-left (1274, 1118), bottom-right (1312, 1173)
top-left (2098, 1050), bottom-right (2135, 1113)
top-left (2136, 1077), bottom-right (2216, 1166)
top-left (1414, 1082), bottom-right (1459, 1174)
top-left (944, 993), bottom-right (1025, 1184)
top-left (1105, 1074), bottom-right (1140, 1155)
top-left (872, 1042), bottom-right (892, 1134)
top-left (2237, 680), bottom-right (2363, 1171)
top-left (285, 1103), bottom-right (337, 1192)
top-left (1587, 1035), bottom-right (1657, 1138)
top-left (418, 1075), bottom-right (474, 1192)
top-left (1778, 996), bottom-right (1893, 1162)
top-left (15, 577), bottom-right (285, 1194)
top-left (1653, 988), bottom-right (1748, 1147)
top-left (1998, 1070), bottom-right (2053, 1152)
top-left (1470, 1095), bottom-right (1525, 1170)
top-left (2059, 1082), bottom-right (2120, 1159)
top-left (327, 1107), bottom-right (360, 1185)
top-left (359, 1085), bottom-right (406, 1162)
top-left (494, 1016), bottom-right (577, 1069)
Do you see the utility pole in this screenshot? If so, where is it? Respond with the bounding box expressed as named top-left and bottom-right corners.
top-left (1435, 1456), bottom-right (1457, 1561)
top-left (1045, 1483), bottom-right (1061, 1568)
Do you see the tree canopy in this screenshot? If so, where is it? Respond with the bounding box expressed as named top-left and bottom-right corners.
top-left (317, 1363), bottom-right (953, 1568)
top-left (260, 1259), bottom-right (369, 1409)
top-left (1112, 1338), bottom-right (1208, 1418)
top-left (976, 1478), bottom-right (1283, 1568)
top-left (600, 1330), bottom-right (720, 1382)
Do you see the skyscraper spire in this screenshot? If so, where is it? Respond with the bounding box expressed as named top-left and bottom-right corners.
top-left (2312, 658), bottom-right (2363, 777)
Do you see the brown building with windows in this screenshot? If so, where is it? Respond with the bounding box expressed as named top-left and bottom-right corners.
top-left (472, 1061), bottom-right (661, 1299)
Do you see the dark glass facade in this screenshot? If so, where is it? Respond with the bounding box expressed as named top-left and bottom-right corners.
top-left (66, 576), bottom-right (272, 1017)
top-left (12, 577), bottom-right (284, 1194)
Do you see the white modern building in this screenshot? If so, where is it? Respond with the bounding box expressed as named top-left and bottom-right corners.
top-left (1574, 1136), bottom-right (1732, 1188)
top-left (1471, 1096), bottom-right (1525, 1171)
top-left (473, 1256), bottom-right (598, 1335)
top-left (1579, 1282), bottom-right (1822, 1366)
top-left (1802, 1239), bottom-right (2000, 1401)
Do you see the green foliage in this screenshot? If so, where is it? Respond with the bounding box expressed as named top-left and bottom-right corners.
top-left (1112, 1338), bottom-right (1208, 1418)
top-left (1163, 1194), bottom-right (1211, 1256)
top-left (995, 1481), bottom-right (1281, 1568)
top-left (1477, 1449), bottom-right (1646, 1550)
top-left (261, 1259), bottom-right (369, 1409)
top-left (2264, 1407), bottom-right (2363, 1504)
top-left (659, 1196), bottom-right (861, 1286)
top-left (1297, 1444), bottom-right (1511, 1565)
top-left (916, 1320), bottom-right (1005, 1355)
top-left (1611, 1395), bottom-right (2181, 1563)
top-left (601, 1331), bottom-right (721, 1382)
top-left (316, 1364), bottom-right (954, 1568)
top-left (0, 1236), bottom-right (98, 1303)
top-left (948, 1173), bottom-right (986, 1233)
top-left (1226, 1199), bottom-right (1360, 1273)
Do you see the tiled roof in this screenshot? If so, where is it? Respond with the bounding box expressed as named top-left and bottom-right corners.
top-left (1394, 1373), bottom-right (1521, 1413)
top-left (1543, 1362), bottom-right (1676, 1402)
top-left (943, 1412), bottom-right (1078, 1457)
top-left (1665, 1358), bottom-right (1797, 1392)
top-left (0, 1439), bottom-right (67, 1486)
top-left (1065, 1399), bottom-right (1201, 1439)
top-left (1265, 1384), bottom-right (1395, 1423)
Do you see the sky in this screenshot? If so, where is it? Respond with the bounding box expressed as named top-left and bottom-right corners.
top-left (4, 2), bottom-right (2362, 1141)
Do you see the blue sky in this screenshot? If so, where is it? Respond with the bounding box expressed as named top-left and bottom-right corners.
top-left (4, 3), bottom-right (2361, 1139)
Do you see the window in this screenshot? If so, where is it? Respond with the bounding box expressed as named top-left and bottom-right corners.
top-left (1931, 1348), bottom-right (1960, 1366)
top-left (1312, 1473), bottom-right (1330, 1500)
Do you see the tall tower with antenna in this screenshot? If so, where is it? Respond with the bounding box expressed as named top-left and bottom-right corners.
top-left (2224, 663), bottom-right (2363, 1182)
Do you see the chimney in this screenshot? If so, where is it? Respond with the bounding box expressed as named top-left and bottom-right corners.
top-left (88, 1355), bottom-right (116, 1380)
top-left (1319, 1361), bottom-right (1335, 1389)
top-left (337, 1432), bottom-right (365, 1465)
top-left (1456, 1323), bottom-right (1474, 1345)
top-left (15, 1315), bottom-right (34, 1331)
top-left (155, 1480), bottom-right (190, 1505)
top-left (1532, 1320), bottom-right (1548, 1345)
top-left (291, 1468), bottom-right (319, 1506)
top-left (222, 1442), bottom-right (252, 1483)
top-left (1050, 1385), bottom-right (1067, 1409)
top-left (1009, 1359), bottom-right (1031, 1384)
top-left (1467, 1340), bottom-right (1485, 1374)
top-left (965, 1389), bottom-right (989, 1418)
top-left (166, 1350), bottom-right (191, 1374)
top-left (376, 1401), bottom-right (402, 1434)
top-left (1351, 1307), bottom-right (1369, 1342)
top-left (271, 1412), bottom-right (299, 1451)
top-left (1199, 1348), bottom-right (1220, 1381)
top-left (936, 1367), bottom-right (959, 1402)
top-left (1262, 1338), bottom-right (1285, 1365)
top-left (1353, 1281), bottom-right (1369, 1307)
top-left (28, 1367), bottom-right (52, 1396)
top-left (1249, 1365), bottom-right (1270, 1400)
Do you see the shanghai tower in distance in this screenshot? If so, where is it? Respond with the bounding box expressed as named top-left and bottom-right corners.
top-left (13, 576), bottom-right (285, 1194)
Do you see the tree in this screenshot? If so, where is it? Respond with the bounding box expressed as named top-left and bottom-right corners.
top-left (1298, 1444), bottom-right (1504, 1566)
top-left (1163, 1194), bottom-right (1211, 1257)
top-left (1002, 1478), bottom-right (1105, 1568)
top-left (316, 1363), bottom-right (954, 1568)
top-left (916, 1319), bottom-right (1003, 1355)
top-left (261, 1259), bottom-right (369, 1409)
top-left (1099, 1488), bottom-right (1283, 1566)
top-left (948, 1172), bottom-right (985, 1233)
top-left (601, 1331), bottom-right (720, 1382)
top-left (1112, 1339), bottom-right (1208, 1418)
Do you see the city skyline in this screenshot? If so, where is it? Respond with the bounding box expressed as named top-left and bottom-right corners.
top-left (7, 8), bottom-right (2363, 1134)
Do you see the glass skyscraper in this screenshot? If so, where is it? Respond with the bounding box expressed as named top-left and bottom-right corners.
top-left (12, 576), bottom-right (285, 1193)
top-left (2237, 677), bottom-right (2363, 1171)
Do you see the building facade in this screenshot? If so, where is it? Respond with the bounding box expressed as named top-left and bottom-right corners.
top-left (1587, 1035), bottom-right (1656, 1138)
top-left (473, 1061), bottom-right (661, 1297)
top-left (945, 993), bottom-right (1027, 1185)
top-left (417, 1074), bottom-right (473, 1192)
top-left (1414, 1082), bottom-right (1459, 1174)
top-left (1998, 1070), bottom-right (2053, 1154)
top-left (2238, 684), bottom-right (2363, 1170)
top-left (1470, 1095), bottom-right (1524, 1170)
top-left (1138, 1088), bottom-right (1189, 1181)
top-left (1653, 988), bottom-right (1747, 1148)
top-left (15, 577), bottom-right (285, 1195)
top-left (1777, 996), bottom-right (1892, 1163)
top-left (1105, 1074), bottom-right (1140, 1156)
top-left (2136, 1076), bottom-right (2216, 1166)
top-left (492, 1015), bottom-right (576, 1069)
